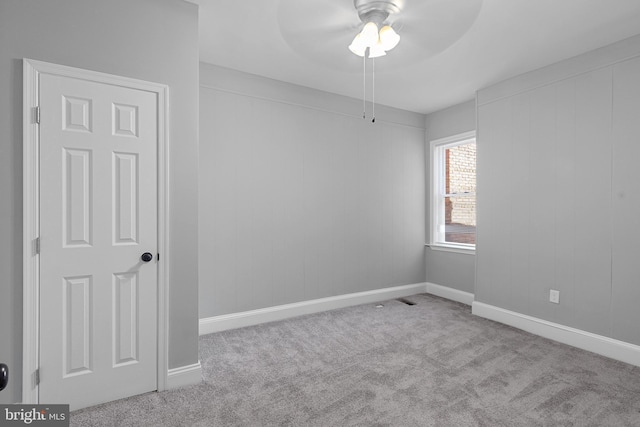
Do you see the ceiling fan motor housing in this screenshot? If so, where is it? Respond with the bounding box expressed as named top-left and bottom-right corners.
top-left (355, 0), bottom-right (404, 26)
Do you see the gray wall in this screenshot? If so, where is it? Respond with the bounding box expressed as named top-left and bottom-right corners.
top-left (476, 34), bottom-right (640, 345)
top-left (0, 0), bottom-right (200, 403)
top-left (424, 100), bottom-right (476, 294)
top-left (199, 64), bottom-right (426, 318)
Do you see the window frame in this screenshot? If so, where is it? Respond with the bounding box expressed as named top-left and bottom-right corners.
top-left (429, 131), bottom-right (476, 253)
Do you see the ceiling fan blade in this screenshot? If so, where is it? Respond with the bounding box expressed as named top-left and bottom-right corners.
top-left (278, 0), bottom-right (363, 70)
top-left (276, 0), bottom-right (483, 72)
top-left (278, 0), bottom-right (359, 36)
top-left (281, 22), bottom-right (357, 47)
top-left (391, 0), bottom-right (483, 56)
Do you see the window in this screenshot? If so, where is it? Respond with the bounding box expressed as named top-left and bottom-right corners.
top-left (430, 131), bottom-right (476, 251)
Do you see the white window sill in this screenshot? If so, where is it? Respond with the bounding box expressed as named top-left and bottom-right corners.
top-left (426, 243), bottom-right (476, 255)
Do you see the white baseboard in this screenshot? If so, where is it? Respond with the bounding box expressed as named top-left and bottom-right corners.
top-left (199, 283), bottom-right (428, 335)
top-left (472, 301), bottom-right (640, 368)
top-left (166, 361), bottom-right (202, 389)
top-left (426, 282), bottom-right (474, 305)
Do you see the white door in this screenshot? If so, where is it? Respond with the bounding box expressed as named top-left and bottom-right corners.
top-left (38, 73), bottom-right (158, 410)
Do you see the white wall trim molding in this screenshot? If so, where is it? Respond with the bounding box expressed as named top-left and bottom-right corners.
top-left (22, 58), bottom-right (40, 406)
top-left (199, 83), bottom-right (425, 131)
top-left (199, 63), bottom-right (426, 130)
top-left (472, 302), bottom-right (640, 368)
top-left (426, 283), bottom-right (474, 306)
top-left (166, 362), bottom-right (202, 390)
top-left (200, 283), bottom-right (428, 335)
top-left (477, 33), bottom-right (640, 106)
top-left (22, 58), bottom-right (171, 403)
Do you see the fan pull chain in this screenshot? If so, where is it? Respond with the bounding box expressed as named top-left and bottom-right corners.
top-left (362, 54), bottom-right (366, 119)
top-left (372, 57), bottom-right (376, 123)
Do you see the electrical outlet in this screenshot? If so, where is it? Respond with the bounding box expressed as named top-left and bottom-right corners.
top-left (549, 289), bottom-right (560, 304)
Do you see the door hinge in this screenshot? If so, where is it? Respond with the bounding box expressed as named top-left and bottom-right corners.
top-left (34, 369), bottom-right (40, 386)
top-left (157, 253), bottom-right (160, 261)
top-left (34, 237), bottom-right (40, 255)
top-left (35, 106), bottom-right (40, 124)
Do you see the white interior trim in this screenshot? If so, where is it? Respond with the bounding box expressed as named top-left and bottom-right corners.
top-left (477, 33), bottom-right (640, 106)
top-left (429, 130), bottom-right (477, 251)
top-left (22, 58), bottom-right (171, 403)
top-left (166, 362), bottom-right (202, 390)
top-left (426, 244), bottom-right (476, 256)
top-left (200, 283), bottom-right (428, 335)
top-left (472, 301), bottom-right (640, 368)
top-left (22, 58), bottom-right (40, 406)
top-left (200, 84), bottom-right (425, 131)
top-left (199, 63), bottom-right (426, 130)
top-left (425, 283), bottom-right (474, 306)
top-left (429, 131), bottom-right (477, 148)
top-left (156, 69), bottom-right (170, 394)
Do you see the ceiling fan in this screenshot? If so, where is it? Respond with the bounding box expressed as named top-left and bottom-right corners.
top-left (277, 0), bottom-right (483, 72)
top-left (348, 0), bottom-right (404, 58)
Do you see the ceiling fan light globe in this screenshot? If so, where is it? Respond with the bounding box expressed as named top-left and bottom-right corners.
top-left (379, 25), bottom-right (400, 51)
top-left (349, 44), bottom-right (366, 57)
top-left (349, 34), bottom-right (366, 56)
top-left (360, 22), bottom-right (380, 48)
top-left (368, 43), bottom-right (387, 58)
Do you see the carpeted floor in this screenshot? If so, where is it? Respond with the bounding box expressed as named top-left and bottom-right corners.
top-left (71, 294), bottom-right (640, 426)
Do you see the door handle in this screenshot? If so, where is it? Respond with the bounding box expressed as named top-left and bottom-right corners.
top-left (141, 252), bottom-right (153, 262)
top-left (0, 363), bottom-right (7, 391)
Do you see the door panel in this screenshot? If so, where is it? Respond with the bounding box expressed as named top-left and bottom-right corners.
top-left (62, 275), bottom-right (93, 377)
top-left (113, 152), bottom-right (139, 245)
top-left (39, 73), bottom-right (158, 410)
top-left (62, 148), bottom-right (92, 247)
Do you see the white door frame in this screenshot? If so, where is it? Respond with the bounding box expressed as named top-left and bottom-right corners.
top-left (22, 58), bottom-right (171, 404)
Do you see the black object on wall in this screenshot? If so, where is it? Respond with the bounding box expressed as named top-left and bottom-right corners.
top-left (0, 363), bottom-right (7, 391)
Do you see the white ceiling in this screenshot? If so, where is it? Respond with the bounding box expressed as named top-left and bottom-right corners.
top-left (192, 0), bottom-right (640, 114)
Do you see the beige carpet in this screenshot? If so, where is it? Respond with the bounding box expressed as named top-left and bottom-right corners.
top-left (71, 294), bottom-right (640, 426)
